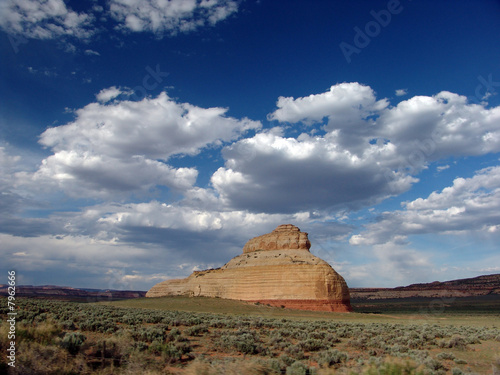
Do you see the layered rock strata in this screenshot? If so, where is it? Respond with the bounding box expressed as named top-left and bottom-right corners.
top-left (350, 274), bottom-right (500, 300)
top-left (147, 224), bottom-right (352, 312)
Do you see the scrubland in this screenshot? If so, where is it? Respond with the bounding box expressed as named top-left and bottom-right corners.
top-left (1, 296), bottom-right (499, 374)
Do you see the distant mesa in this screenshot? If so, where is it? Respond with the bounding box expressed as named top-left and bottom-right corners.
top-left (350, 273), bottom-right (500, 300)
top-left (147, 224), bottom-right (352, 312)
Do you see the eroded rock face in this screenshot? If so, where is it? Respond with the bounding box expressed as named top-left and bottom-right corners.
top-left (242, 224), bottom-right (311, 253)
top-left (146, 224), bottom-right (352, 312)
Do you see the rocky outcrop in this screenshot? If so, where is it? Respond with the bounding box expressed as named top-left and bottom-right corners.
top-left (242, 223), bottom-right (311, 253)
top-left (147, 225), bottom-right (352, 312)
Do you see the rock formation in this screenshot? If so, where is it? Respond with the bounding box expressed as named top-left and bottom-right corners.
top-left (146, 224), bottom-right (352, 312)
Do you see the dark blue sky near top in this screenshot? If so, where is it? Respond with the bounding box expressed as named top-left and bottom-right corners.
top-left (0, 0), bottom-right (499, 289)
top-left (3, 1), bottom-right (499, 133)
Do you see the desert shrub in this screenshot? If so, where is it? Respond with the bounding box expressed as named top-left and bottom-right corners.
top-left (124, 351), bottom-right (164, 374)
top-left (60, 332), bottom-right (86, 355)
top-left (12, 340), bottom-right (90, 375)
top-left (324, 333), bottom-right (341, 345)
top-left (286, 361), bottom-right (309, 375)
top-left (362, 359), bottom-right (425, 375)
top-left (269, 334), bottom-right (289, 351)
top-left (142, 313), bottom-right (165, 324)
top-left (161, 342), bottom-right (185, 362)
top-left (209, 317), bottom-right (231, 329)
top-left (185, 357), bottom-right (280, 375)
top-left (466, 335), bottom-right (481, 344)
top-left (60, 320), bottom-right (76, 330)
top-left (448, 335), bottom-right (467, 349)
top-left (493, 357), bottom-right (500, 374)
top-left (170, 318), bottom-right (182, 326)
top-left (133, 340), bottom-right (148, 352)
top-left (79, 317), bottom-right (117, 333)
top-left (407, 350), bottom-right (429, 362)
top-left (407, 338), bottom-right (425, 350)
top-left (309, 330), bottom-right (326, 340)
top-left (33, 312), bottom-right (52, 323)
top-left (184, 358), bottom-right (220, 375)
top-left (315, 349), bottom-right (348, 367)
top-left (368, 337), bottom-right (387, 351)
top-left (149, 339), bottom-right (190, 361)
top-left (234, 318), bottom-right (253, 329)
top-left (437, 352), bottom-right (455, 361)
top-left (0, 321), bottom-right (11, 348)
top-left (174, 340), bottom-right (193, 355)
top-left (299, 338), bottom-right (325, 352)
top-left (367, 355), bottom-right (383, 367)
top-left (336, 326), bottom-right (352, 338)
top-left (284, 344), bottom-right (305, 360)
top-left (290, 329), bottom-right (308, 341)
top-left (423, 357), bottom-right (444, 371)
top-left (451, 368), bottom-right (464, 375)
top-left (419, 329), bottom-right (437, 343)
top-left (264, 358), bottom-right (283, 373)
top-left (453, 358), bottom-right (467, 365)
top-left (16, 321), bottom-right (61, 345)
top-left (390, 344), bottom-right (408, 356)
top-left (185, 316), bottom-right (204, 326)
top-left (185, 324), bottom-right (209, 336)
top-left (348, 337), bottom-right (367, 350)
top-left (149, 339), bottom-right (164, 355)
top-left (175, 335), bottom-right (190, 346)
top-left (99, 333), bottom-right (136, 365)
top-left (280, 354), bottom-right (295, 367)
top-left (276, 328), bottom-right (292, 338)
top-left (217, 332), bottom-right (262, 355)
top-left (166, 327), bottom-right (181, 341)
top-left (132, 326), bottom-right (166, 342)
top-left (121, 313), bottom-right (143, 325)
top-left (438, 335), bottom-right (467, 350)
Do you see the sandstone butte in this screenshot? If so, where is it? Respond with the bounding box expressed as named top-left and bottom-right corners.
top-left (146, 224), bottom-right (352, 312)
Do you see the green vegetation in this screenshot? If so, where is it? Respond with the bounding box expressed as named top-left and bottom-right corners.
top-left (1, 297), bottom-right (499, 374)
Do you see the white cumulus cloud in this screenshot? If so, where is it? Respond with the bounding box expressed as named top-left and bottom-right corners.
top-left (0, 0), bottom-right (239, 45)
top-left (84, 49), bottom-right (100, 56)
top-left (29, 92), bottom-right (260, 198)
top-left (95, 86), bottom-right (124, 103)
top-left (395, 89), bottom-right (408, 97)
top-left (212, 129), bottom-right (416, 213)
top-left (268, 82), bottom-right (389, 127)
top-left (350, 165), bottom-right (500, 246)
top-left (436, 164), bottom-right (450, 172)
top-left (108, 0), bottom-right (239, 35)
top-left (0, 0), bottom-right (95, 39)
top-left (213, 83), bottom-right (500, 214)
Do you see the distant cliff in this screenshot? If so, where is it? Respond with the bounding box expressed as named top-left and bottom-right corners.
top-left (0, 284), bottom-right (146, 300)
top-left (350, 274), bottom-right (500, 300)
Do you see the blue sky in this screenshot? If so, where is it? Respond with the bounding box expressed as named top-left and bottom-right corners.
top-left (1, 0), bottom-right (499, 290)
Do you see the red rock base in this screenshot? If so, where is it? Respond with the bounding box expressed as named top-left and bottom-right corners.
top-left (248, 299), bottom-right (352, 312)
